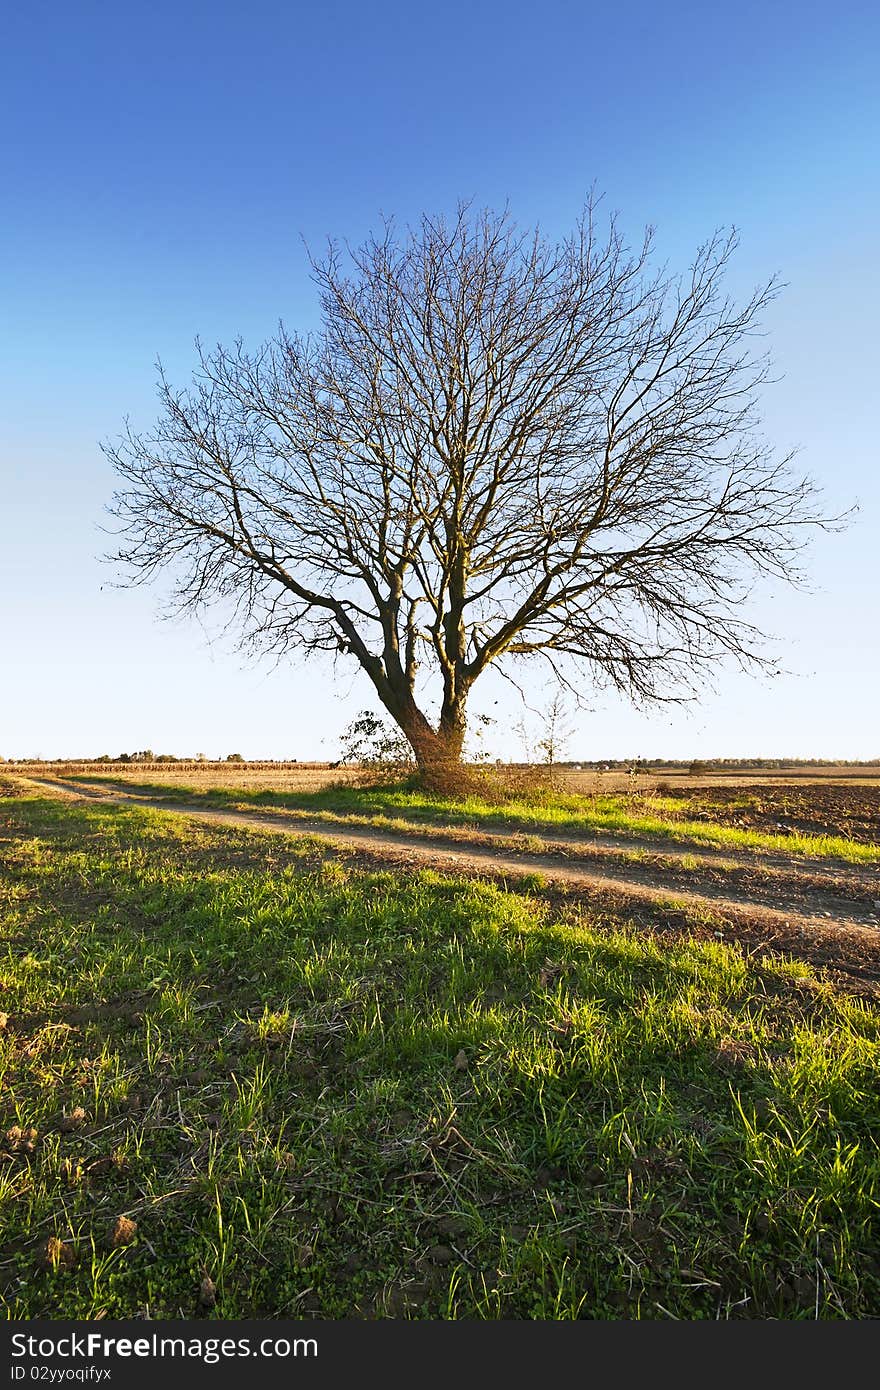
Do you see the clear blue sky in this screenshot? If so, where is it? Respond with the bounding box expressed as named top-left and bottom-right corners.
top-left (1, 0), bottom-right (877, 761)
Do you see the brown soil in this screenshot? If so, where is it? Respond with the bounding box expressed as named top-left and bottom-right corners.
top-left (661, 783), bottom-right (880, 846)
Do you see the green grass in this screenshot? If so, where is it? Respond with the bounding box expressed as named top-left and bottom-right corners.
top-left (70, 775), bottom-right (880, 865)
top-left (2, 792), bottom-right (879, 1319)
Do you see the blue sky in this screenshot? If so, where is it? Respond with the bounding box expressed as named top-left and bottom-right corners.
top-left (1, 0), bottom-right (877, 761)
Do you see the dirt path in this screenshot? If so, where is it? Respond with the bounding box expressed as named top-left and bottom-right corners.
top-left (27, 776), bottom-right (880, 942)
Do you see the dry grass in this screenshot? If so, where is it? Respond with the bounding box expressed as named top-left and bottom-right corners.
top-left (17, 764), bottom-right (363, 793)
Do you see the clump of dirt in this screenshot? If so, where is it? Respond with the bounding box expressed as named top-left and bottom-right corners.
top-left (3, 1125), bottom-right (38, 1157)
top-left (0, 777), bottom-right (32, 799)
top-left (41, 1237), bottom-right (77, 1271)
top-left (107, 1215), bottom-right (138, 1248)
top-left (56, 1107), bottom-right (87, 1134)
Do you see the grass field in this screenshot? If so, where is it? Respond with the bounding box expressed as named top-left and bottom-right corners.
top-left (63, 775), bottom-right (880, 865)
top-left (2, 781), bottom-right (879, 1319)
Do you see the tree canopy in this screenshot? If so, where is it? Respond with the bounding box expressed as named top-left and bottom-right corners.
top-left (106, 198), bottom-right (832, 783)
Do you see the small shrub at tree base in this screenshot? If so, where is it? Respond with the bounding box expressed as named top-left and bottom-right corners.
top-left (339, 711), bottom-right (415, 781)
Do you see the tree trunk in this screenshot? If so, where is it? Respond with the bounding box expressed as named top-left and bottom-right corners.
top-left (395, 707), bottom-right (475, 794)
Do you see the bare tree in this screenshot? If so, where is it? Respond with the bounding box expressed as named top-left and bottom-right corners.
top-left (535, 693), bottom-right (574, 771)
top-left (105, 198), bottom-right (835, 787)
top-left (513, 692), bottom-right (573, 769)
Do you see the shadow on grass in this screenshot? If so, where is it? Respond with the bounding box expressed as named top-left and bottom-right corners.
top-left (2, 794), bottom-right (878, 1318)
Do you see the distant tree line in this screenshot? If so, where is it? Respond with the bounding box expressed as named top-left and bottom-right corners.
top-left (560, 758), bottom-right (880, 773)
top-left (0, 755), bottom-right (310, 768)
top-left (1, 754), bottom-right (877, 769)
